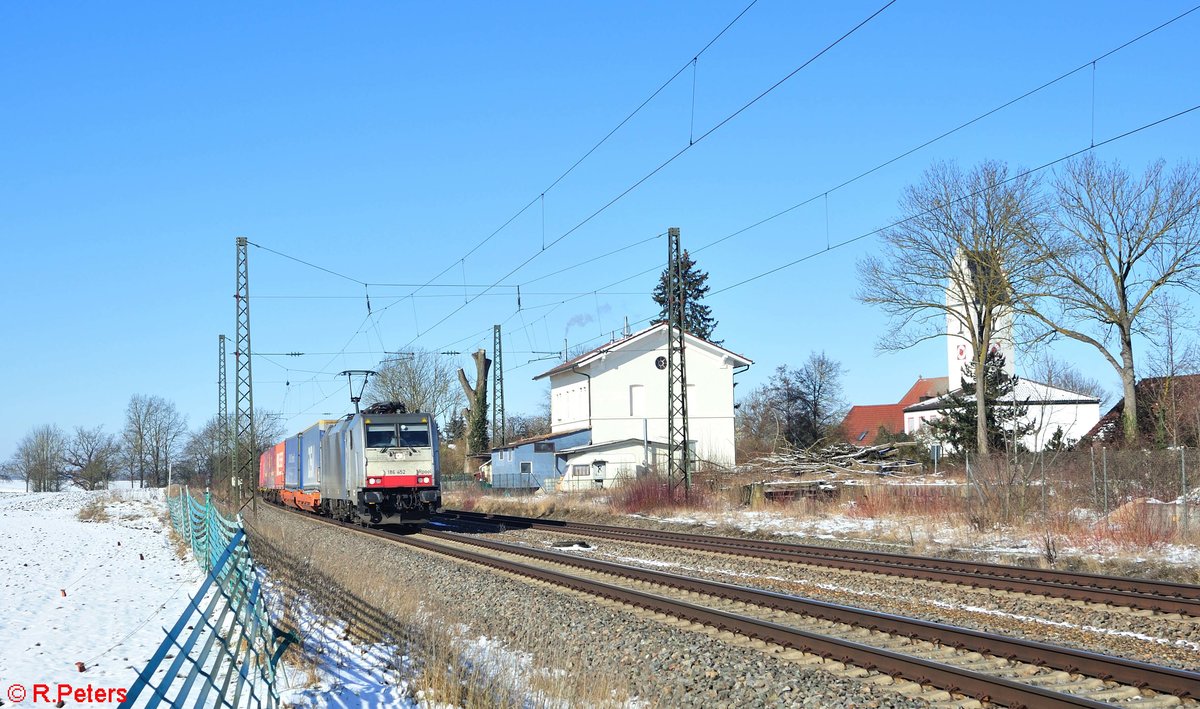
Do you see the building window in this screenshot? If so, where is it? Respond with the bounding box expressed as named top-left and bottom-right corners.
top-left (520, 462), bottom-right (532, 477)
top-left (571, 464), bottom-right (589, 477)
top-left (534, 442), bottom-right (554, 453)
top-left (629, 384), bottom-right (645, 417)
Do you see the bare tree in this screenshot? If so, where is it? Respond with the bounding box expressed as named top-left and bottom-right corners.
top-left (63, 426), bottom-right (120, 490)
top-left (504, 408), bottom-right (551, 442)
top-left (1018, 156), bottom-right (1200, 444)
top-left (122, 394), bottom-right (189, 487)
top-left (184, 416), bottom-right (224, 489)
top-left (859, 160), bottom-right (1049, 455)
top-left (1026, 353), bottom-right (1109, 405)
top-left (457, 349), bottom-right (491, 469)
top-left (252, 409), bottom-right (286, 456)
top-left (365, 348), bottom-right (464, 421)
top-left (736, 385), bottom-right (781, 457)
top-left (1145, 295), bottom-right (1200, 446)
top-left (739, 353), bottom-right (847, 451)
top-left (6, 425), bottom-right (68, 492)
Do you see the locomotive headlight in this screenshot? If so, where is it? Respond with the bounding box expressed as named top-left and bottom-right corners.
top-left (368, 477), bottom-right (380, 485)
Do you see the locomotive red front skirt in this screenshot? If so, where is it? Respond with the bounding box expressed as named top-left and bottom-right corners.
top-left (364, 475), bottom-right (435, 487)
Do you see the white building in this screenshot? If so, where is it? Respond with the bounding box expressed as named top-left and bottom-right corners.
top-left (903, 249), bottom-right (1100, 451)
top-left (904, 380), bottom-right (1101, 451)
top-left (532, 323), bottom-right (752, 491)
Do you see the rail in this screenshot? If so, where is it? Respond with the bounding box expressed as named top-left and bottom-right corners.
top-left (270, 504), bottom-right (1200, 707)
top-left (434, 509), bottom-right (1200, 615)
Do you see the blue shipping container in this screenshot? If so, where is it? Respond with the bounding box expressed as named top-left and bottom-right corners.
top-left (284, 436), bottom-right (300, 488)
top-left (299, 421), bottom-right (332, 490)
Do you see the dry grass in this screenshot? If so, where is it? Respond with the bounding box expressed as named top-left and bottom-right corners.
top-left (844, 484), bottom-right (963, 520)
top-left (276, 587), bottom-right (323, 688)
top-left (245, 507), bottom-right (631, 707)
top-left (446, 471), bottom-right (1199, 583)
top-left (76, 497), bottom-right (111, 523)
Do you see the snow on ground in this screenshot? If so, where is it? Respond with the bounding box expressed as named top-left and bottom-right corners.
top-left (275, 611), bottom-right (420, 709)
top-left (273, 590), bottom-right (556, 709)
top-left (637, 507), bottom-right (1200, 567)
top-left (0, 485), bottom-right (202, 702)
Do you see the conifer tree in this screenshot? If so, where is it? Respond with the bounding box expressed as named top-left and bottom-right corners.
top-left (653, 249), bottom-right (719, 342)
top-left (929, 350), bottom-right (1035, 454)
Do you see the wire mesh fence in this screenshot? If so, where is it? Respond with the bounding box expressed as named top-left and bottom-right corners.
top-left (958, 446), bottom-right (1197, 536)
top-left (120, 488), bottom-right (293, 709)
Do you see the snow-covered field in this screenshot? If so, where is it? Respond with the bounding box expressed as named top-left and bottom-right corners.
top-left (0, 483), bottom-right (201, 703)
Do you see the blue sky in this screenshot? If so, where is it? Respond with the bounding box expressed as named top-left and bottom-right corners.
top-left (2, 1), bottom-right (1198, 460)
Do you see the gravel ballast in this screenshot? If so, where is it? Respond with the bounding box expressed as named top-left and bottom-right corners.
top-left (248, 505), bottom-right (933, 708)
top-left (491, 526), bottom-right (1200, 671)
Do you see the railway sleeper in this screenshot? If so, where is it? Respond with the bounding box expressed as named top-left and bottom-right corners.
top-left (411, 528), bottom-right (1200, 707)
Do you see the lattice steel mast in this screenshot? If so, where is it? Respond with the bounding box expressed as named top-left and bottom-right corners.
top-left (492, 324), bottom-right (506, 447)
top-left (217, 333), bottom-right (228, 491)
top-left (233, 237), bottom-right (256, 506)
top-left (666, 227), bottom-right (690, 499)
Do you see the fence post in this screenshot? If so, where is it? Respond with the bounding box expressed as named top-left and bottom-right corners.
top-left (186, 487), bottom-right (198, 559)
top-left (204, 489), bottom-right (214, 572)
top-left (1090, 446), bottom-right (1098, 511)
top-left (1183, 447), bottom-right (1189, 539)
top-left (965, 450), bottom-right (972, 522)
top-left (1040, 452), bottom-right (1046, 520)
top-left (1102, 447), bottom-right (1109, 528)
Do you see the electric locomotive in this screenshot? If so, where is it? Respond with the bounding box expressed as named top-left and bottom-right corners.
top-left (260, 402), bottom-right (441, 525)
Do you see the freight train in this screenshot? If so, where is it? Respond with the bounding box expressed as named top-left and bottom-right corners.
top-left (259, 402), bottom-right (441, 525)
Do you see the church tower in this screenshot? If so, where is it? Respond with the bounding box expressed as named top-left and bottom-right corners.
top-left (945, 248), bottom-right (1014, 392)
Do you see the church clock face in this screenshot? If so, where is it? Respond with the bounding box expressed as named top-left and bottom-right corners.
top-left (655, 356), bottom-right (667, 370)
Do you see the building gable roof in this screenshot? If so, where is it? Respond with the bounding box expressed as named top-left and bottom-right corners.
top-left (903, 378), bottom-right (1101, 414)
top-left (533, 322), bottom-right (752, 380)
top-left (1083, 374), bottom-right (1200, 442)
top-left (490, 427), bottom-right (588, 452)
top-left (898, 376), bottom-right (949, 406)
top-left (841, 404), bottom-right (905, 445)
top-left (840, 376), bottom-right (949, 445)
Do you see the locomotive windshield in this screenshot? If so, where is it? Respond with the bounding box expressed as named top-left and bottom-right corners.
top-left (398, 424), bottom-right (429, 447)
top-left (366, 424), bottom-right (397, 448)
top-left (365, 423), bottom-right (430, 448)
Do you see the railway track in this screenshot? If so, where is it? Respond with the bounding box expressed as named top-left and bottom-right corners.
top-left (432, 510), bottom-right (1200, 617)
top-left (269, 505), bottom-right (1200, 707)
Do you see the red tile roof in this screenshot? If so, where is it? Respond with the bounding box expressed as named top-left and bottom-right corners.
top-left (841, 404), bottom-right (905, 445)
top-left (898, 376), bottom-right (949, 406)
top-left (841, 377), bottom-right (949, 445)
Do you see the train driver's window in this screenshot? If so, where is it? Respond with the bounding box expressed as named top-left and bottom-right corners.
top-left (398, 425), bottom-right (430, 447)
top-left (366, 425), bottom-right (397, 448)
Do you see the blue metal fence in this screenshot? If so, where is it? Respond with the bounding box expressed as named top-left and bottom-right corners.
top-left (120, 489), bottom-right (294, 709)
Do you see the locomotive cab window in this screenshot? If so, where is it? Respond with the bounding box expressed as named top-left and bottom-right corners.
top-left (397, 425), bottom-right (430, 447)
top-left (366, 425), bottom-right (398, 448)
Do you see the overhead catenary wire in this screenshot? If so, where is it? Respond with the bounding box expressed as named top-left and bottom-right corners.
top-left (247, 1), bottom-right (1192, 325)
top-left (255, 4), bottom-right (1197, 418)
top-left (707, 102), bottom-right (1200, 296)
top-left (263, 4), bottom-right (883, 363)
top-left (498, 100), bottom-right (1200, 378)
top-left (370, 0), bottom-right (763, 306)
top-left (244, 5), bottom-right (763, 418)
top-left (399, 1), bottom-right (898, 349)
